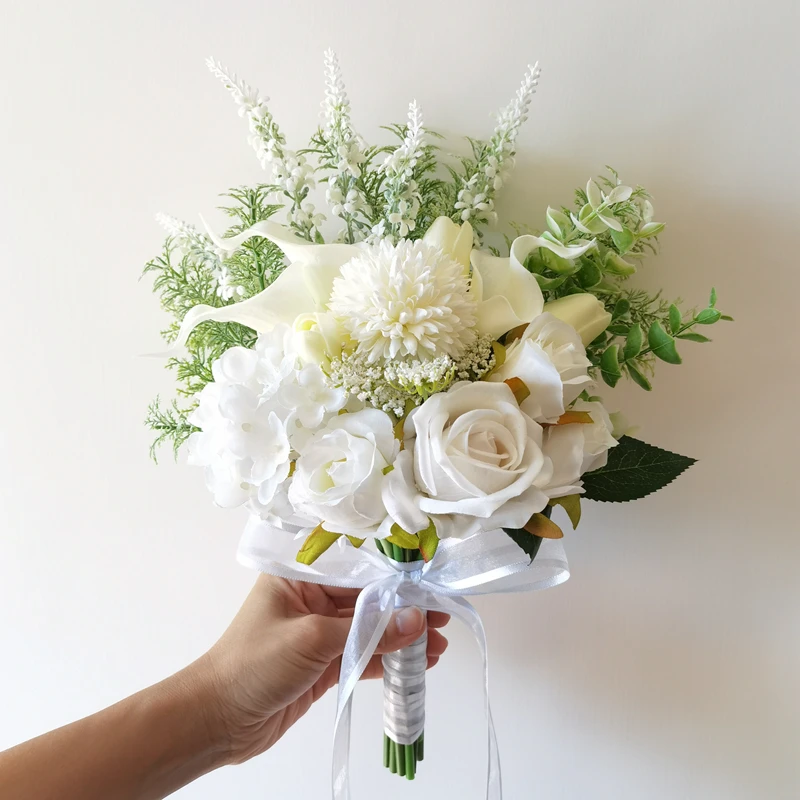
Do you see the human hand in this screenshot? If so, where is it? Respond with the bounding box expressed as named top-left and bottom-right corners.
top-left (188, 574), bottom-right (449, 765)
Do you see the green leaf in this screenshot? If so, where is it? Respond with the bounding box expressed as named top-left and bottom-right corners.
top-left (695, 308), bottom-right (722, 325)
top-left (346, 535), bottom-right (366, 548)
top-left (387, 524), bottom-right (420, 550)
top-left (503, 527), bottom-right (543, 563)
top-left (577, 260), bottom-right (603, 288)
top-left (668, 304), bottom-right (682, 334)
top-left (502, 507), bottom-right (551, 563)
top-left (296, 526), bottom-right (341, 565)
top-left (582, 436), bottom-right (696, 502)
top-left (607, 323), bottom-right (630, 336)
top-left (610, 226), bottom-right (635, 254)
top-left (709, 287), bottom-right (717, 308)
top-left (612, 298), bottom-right (631, 319)
top-left (603, 252), bottom-right (637, 276)
top-left (638, 221), bottom-right (665, 238)
top-left (417, 519), bottom-right (439, 563)
top-left (626, 362), bottom-right (652, 391)
top-left (677, 332), bottom-right (711, 343)
top-left (534, 273), bottom-right (568, 290)
top-left (600, 344), bottom-right (622, 387)
top-left (540, 248), bottom-right (579, 275)
top-left (721, 314), bottom-right (734, 322)
top-left (647, 322), bottom-right (682, 364)
top-left (623, 323), bottom-right (643, 361)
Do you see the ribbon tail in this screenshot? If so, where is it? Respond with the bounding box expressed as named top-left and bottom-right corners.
top-left (333, 578), bottom-right (400, 800)
top-left (419, 591), bottom-right (502, 800)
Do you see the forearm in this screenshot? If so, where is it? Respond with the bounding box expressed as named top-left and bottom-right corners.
top-left (0, 657), bottom-right (229, 800)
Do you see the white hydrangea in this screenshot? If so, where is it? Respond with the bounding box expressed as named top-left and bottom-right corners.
top-left (328, 239), bottom-right (477, 362)
top-left (186, 326), bottom-right (345, 517)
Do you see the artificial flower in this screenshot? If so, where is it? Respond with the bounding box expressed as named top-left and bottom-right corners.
top-left (402, 381), bottom-right (554, 534)
top-left (543, 293), bottom-right (612, 346)
top-left (543, 399), bottom-right (618, 497)
top-left (287, 409), bottom-right (399, 534)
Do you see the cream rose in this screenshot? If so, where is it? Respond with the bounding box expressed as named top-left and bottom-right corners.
top-left (544, 399), bottom-right (618, 497)
top-left (403, 381), bottom-right (554, 534)
top-left (488, 312), bottom-right (592, 423)
top-left (288, 408), bottom-right (399, 534)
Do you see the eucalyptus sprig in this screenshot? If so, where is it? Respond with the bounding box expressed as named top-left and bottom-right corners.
top-left (595, 288), bottom-right (733, 390)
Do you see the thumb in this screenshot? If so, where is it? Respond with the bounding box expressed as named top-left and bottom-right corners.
top-left (308, 607), bottom-right (427, 662)
top-left (376, 607), bottom-right (426, 654)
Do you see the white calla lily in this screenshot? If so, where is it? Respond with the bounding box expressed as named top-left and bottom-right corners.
top-left (470, 234), bottom-right (596, 340)
top-left (422, 216), bottom-right (474, 271)
top-left (168, 219), bottom-right (360, 350)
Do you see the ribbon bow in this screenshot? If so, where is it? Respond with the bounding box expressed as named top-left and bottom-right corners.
top-left (238, 517), bottom-right (570, 799)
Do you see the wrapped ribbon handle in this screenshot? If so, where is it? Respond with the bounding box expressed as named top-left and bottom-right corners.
top-left (237, 517), bottom-right (569, 799)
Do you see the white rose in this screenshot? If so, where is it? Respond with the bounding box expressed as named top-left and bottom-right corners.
top-left (487, 312), bottom-right (591, 423)
top-left (404, 381), bottom-right (554, 534)
top-left (288, 409), bottom-right (399, 534)
top-left (544, 399), bottom-right (618, 497)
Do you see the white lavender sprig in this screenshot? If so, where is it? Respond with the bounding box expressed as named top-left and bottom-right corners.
top-left (155, 213), bottom-right (243, 300)
top-left (454, 63), bottom-right (541, 231)
top-left (321, 50), bottom-right (369, 242)
top-left (206, 58), bottom-right (321, 240)
top-left (381, 101), bottom-right (425, 240)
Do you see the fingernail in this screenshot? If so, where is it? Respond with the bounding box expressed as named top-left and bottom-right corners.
top-left (396, 607), bottom-right (423, 635)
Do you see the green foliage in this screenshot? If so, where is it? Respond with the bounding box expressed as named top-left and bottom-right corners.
top-left (582, 436), bottom-right (696, 502)
top-left (144, 185), bottom-right (283, 459)
top-left (521, 170), bottom-right (733, 391)
top-left (503, 505), bottom-right (551, 562)
top-left (144, 397), bottom-right (199, 463)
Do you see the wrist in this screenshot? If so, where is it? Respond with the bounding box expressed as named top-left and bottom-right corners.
top-left (162, 655), bottom-right (234, 770)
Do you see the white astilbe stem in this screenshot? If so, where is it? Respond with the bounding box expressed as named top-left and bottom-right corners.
top-left (155, 213), bottom-right (243, 300)
top-left (321, 49), bottom-right (369, 242)
top-left (454, 62), bottom-right (541, 231)
top-left (379, 100), bottom-right (425, 241)
top-left (206, 57), bottom-right (321, 240)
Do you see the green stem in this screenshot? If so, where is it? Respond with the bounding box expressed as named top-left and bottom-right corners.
top-left (405, 744), bottom-right (415, 780)
top-left (383, 734), bottom-right (390, 768)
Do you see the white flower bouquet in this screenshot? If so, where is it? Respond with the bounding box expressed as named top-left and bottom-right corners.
top-left (144, 52), bottom-right (730, 794)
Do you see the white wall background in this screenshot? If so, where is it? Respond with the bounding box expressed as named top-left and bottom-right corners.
top-left (1, 1), bottom-right (798, 797)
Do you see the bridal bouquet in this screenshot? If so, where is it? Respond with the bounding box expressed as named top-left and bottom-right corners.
top-left (144, 52), bottom-right (729, 796)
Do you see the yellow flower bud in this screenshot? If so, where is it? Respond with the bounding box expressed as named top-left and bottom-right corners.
top-left (543, 294), bottom-right (612, 346)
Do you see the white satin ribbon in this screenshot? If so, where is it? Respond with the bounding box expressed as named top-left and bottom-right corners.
top-left (237, 517), bottom-right (570, 799)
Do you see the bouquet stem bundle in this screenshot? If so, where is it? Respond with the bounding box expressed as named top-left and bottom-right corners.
top-left (375, 539), bottom-right (425, 780)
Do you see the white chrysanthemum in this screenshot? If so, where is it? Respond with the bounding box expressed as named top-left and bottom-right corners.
top-left (328, 239), bottom-right (476, 362)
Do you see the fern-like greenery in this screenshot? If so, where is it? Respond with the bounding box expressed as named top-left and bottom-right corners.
top-left (144, 185), bottom-right (282, 459)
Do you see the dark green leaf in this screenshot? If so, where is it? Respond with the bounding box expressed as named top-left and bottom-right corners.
top-left (582, 436), bottom-right (696, 502)
top-left (600, 344), bottom-right (622, 387)
top-left (668, 304), bottom-right (682, 334)
top-left (626, 362), bottom-right (652, 391)
top-left (648, 322), bottom-right (682, 364)
top-left (721, 314), bottom-right (734, 322)
top-left (610, 226), bottom-right (635, 254)
top-left (503, 507), bottom-right (550, 562)
top-left (695, 308), bottom-right (722, 325)
top-left (502, 528), bottom-right (543, 563)
top-left (577, 260), bottom-right (603, 288)
top-left (709, 287), bottom-right (717, 307)
top-left (612, 298), bottom-right (631, 319)
top-left (607, 323), bottom-right (630, 336)
top-left (623, 324), bottom-right (643, 361)
top-left (677, 332), bottom-right (712, 343)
